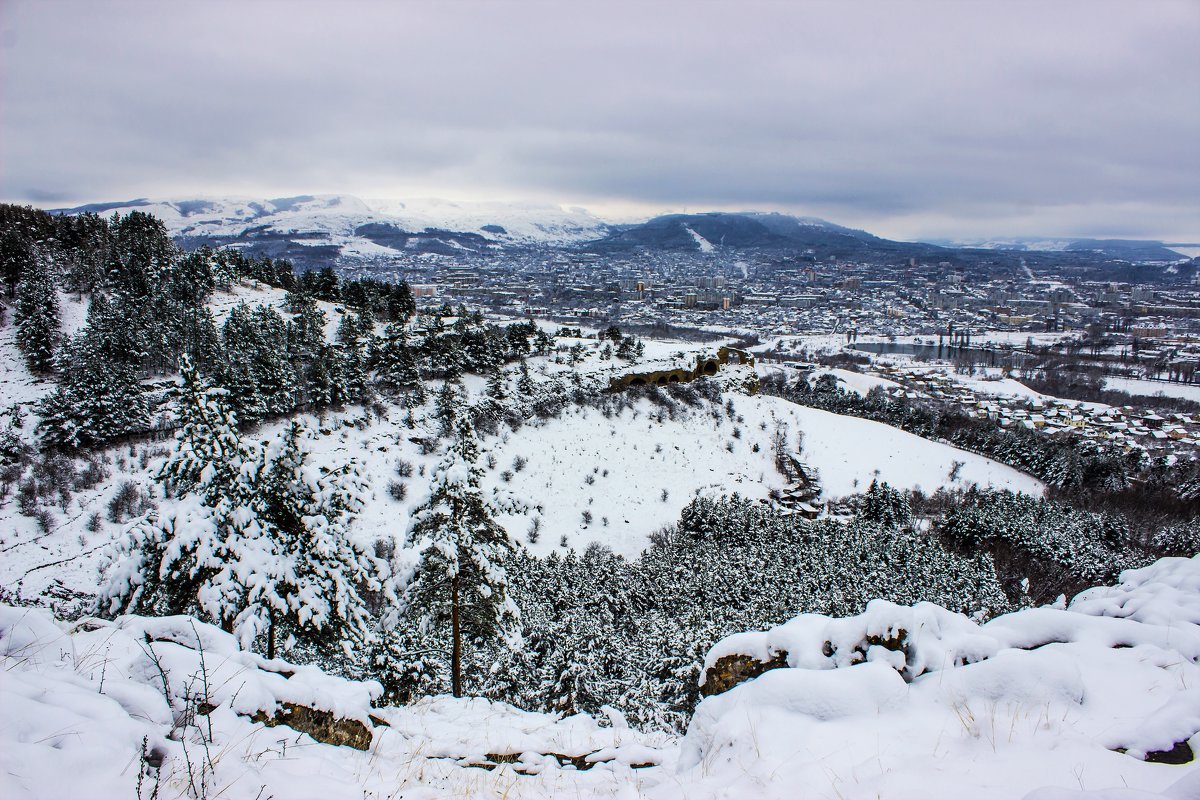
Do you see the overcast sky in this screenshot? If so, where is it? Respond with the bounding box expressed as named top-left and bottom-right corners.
top-left (2, 0), bottom-right (1197, 241)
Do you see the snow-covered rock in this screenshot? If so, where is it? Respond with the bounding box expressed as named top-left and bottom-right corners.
top-left (682, 556), bottom-right (1200, 799)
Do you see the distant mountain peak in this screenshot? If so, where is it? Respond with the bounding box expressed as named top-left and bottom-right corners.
top-left (51, 194), bottom-right (615, 266)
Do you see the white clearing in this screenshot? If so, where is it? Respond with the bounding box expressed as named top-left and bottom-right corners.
top-left (484, 391), bottom-right (1041, 558)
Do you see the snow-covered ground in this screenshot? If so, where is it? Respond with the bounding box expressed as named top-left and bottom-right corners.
top-left (810, 366), bottom-right (904, 396)
top-left (485, 392), bottom-right (1040, 558)
top-left (4, 555), bottom-right (1198, 799)
top-left (685, 555), bottom-right (1200, 799)
top-left (1106, 376), bottom-right (1200, 403)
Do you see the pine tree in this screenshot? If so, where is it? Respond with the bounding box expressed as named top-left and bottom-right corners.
top-left (616, 335), bottom-right (638, 360)
top-left (385, 281), bottom-right (416, 322)
top-left (14, 247), bottom-right (60, 374)
top-left (374, 321), bottom-right (421, 393)
top-left (59, 212), bottom-right (109, 297)
top-left (102, 357), bottom-right (393, 656)
top-left (219, 303), bottom-right (297, 421)
top-left (485, 369), bottom-right (507, 402)
top-left (38, 296), bottom-right (149, 448)
top-left (406, 416), bottom-right (519, 697)
top-left (434, 380), bottom-right (463, 438)
top-left (336, 310), bottom-right (371, 402)
top-left (517, 360), bottom-right (535, 396)
top-left (107, 210), bottom-right (174, 301)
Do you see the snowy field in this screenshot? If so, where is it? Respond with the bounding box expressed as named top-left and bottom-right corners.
top-left (3, 554), bottom-right (1197, 799)
top-left (485, 392), bottom-right (1040, 558)
top-left (1106, 376), bottom-right (1200, 403)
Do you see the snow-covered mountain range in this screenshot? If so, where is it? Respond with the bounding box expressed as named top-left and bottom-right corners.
top-left (52, 194), bottom-right (612, 261)
top-left (51, 195), bottom-right (1194, 268)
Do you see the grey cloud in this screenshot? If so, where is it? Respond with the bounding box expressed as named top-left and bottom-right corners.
top-left (2, 0), bottom-right (1197, 241)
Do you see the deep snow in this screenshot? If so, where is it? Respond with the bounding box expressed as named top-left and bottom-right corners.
top-left (3, 556), bottom-right (1199, 799)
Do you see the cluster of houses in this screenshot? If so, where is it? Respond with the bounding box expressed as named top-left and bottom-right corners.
top-left (878, 366), bottom-right (1200, 454)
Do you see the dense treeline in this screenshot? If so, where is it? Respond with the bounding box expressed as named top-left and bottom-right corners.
top-left (0, 204), bottom-right (562, 448)
top-left (934, 486), bottom-right (1171, 605)
top-left (372, 476), bottom-right (1193, 730)
top-left (368, 481), bottom-right (1013, 730)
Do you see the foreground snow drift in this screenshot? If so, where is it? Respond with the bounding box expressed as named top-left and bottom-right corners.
top-left (4, 556), bottom-right (1200, 799)
top-left (0, 606), bottom-right (669, 799)
top-left (685, 556), bottom-right (1200, 799)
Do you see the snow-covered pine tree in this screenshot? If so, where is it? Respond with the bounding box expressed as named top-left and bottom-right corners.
top-left (103, 356), bottom-right (392, 658)
top-left (433, 380), bottom-right (463, 438)
top-left (859, 480), bottom-right (912, 528)
top-left (337, 310), bottom-right (371, 403)
top-left (219, 303), bottom-right (297, 421)
top-left (38, 295), bottom-right (149, 448)
top-left (14, 247), bottom-right (60, 374)
top-left (374, 320), bottom-right (421, 394)
top-left (485, 369), bottom-right (507, 402)
top-left (406, 415), bottom-right (519, 697)
top-left (249, 418), bottom-right (391, 658)
top-left (516, 359), bottom-right (535, 396)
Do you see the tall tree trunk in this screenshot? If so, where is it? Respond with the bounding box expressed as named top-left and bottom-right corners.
top-left (451, 573), bottom-right (462, 698)
top-left (268, 609), bottom-right (276, 661)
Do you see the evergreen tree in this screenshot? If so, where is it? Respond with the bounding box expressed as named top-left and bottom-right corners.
top-left (14, 247), bottom-right (60, 374)
top-left (485, 369), bottom-right (507, 402)
top-left (517, 360), bottom-right (535, 396)
top-left (406, 416), bottom-right (519, 696)
top-left (434, 380), bottom-right (463, 438)
top-left (58, 212), bottom-right (109, 296)
top-left (38, 295), bottom-right (149, 448)
top-left (0, 227), bottom-right (32, 301)
top-left (386, 281), bottom-right (416, 322)
top-left (336, 310), bottom-right (370, 403)
top-left (219, 303), bottom-right (297, 421)
top-left (107, 210), bottom-right (174, 300)
top-left (859, 480), bottom-right (912, 528)
top-left (102, 357), bottom-right (392, 657)
top-left (374, 321), bottom-right (421, 393)
top-left (616, 335), bottom-right (639, 360)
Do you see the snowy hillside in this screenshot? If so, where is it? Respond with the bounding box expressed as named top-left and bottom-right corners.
top-left (4, 555), bottom-right (1198, 799)
top-left (0, 369), bottom-right (1041, 603)
top-left (485, 392), bottom-right (1041, 558)
top-left (685, 555), bottom-right (1200, 799)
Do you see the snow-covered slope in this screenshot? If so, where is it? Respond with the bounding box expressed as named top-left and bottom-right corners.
top-left (485, 391), bottom-right (1041, 558)
top-left (54, 194), bottom-right (611, 249)
top-left (685, 555), bottom-right (1200, 799)
top-left (4, 556), bottom-right (1198, 799)
top-left (0, 605), bottom-right (671, 800)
